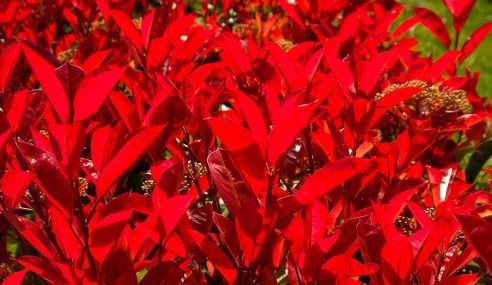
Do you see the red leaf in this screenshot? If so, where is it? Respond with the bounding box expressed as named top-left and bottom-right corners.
top-left (219, 38), bottom-right (252, 74)
top-left (429, 51), bottom-right (460, 81)
top-left (435, 274), bottom-right (480, 285)
top-left (459, 22), bottom-right (492, 63)
top-left (207, 149), bottom-right (259, 216)
top-left (16, 141), bottom-right (74, 219)
top-left (3, 212), bottom-right (61, 260)
top-left (190, 230), bottom-right (237, 284)
top-left (81, 50), bottom-right (112, 74)
top-left (110, 9), bottom-right (143, 52)
top-left (443, 0), bottom-right (478, 32)
top-left (188, 204), bottom-right (213, 234)
top-left (304, 199), bottom-right (329, 246)
top-left (234, 88), bottom-right (267, 157)
top-left (268, 101), bottom-right (318, 168)
top-left (0, 42), bottom-right (21, 92)
top-left (152, 159), bottom-right (184, 198)
top-left (54, 61), bottom-right (85, 102)
top-left (49, 209), bottom-right (82, 260)
top-left (89, 208), bottom-right (134, 264)
top-left (17, 256), bottom-right (68, 285)
top-left (91, 126), bottom-right (118, 173)
top-left (369, 86), bottom-right (423, 129)
top-left (208, 117), bottom-right (267, 201)
top-left (96, 126), bottom-right (164, 199)
top-left (393, 16), bottom-right (420, 39)
top-left (73, 66), bottom-right (126, 121)
top-left (109, 91), bottom-right (140, 132)
top-left (49, 123), bottom-right (86, 180)
top-left (213, 213), bottom-right (241, 261)
top-left (280, 158), bottom-right (370, 218)
top-left (413, 212), bottom-right (458, 272)
top-left (455, 214), bottom-right (492, 270)
top-left (235, 207), bottom-right (277, 266)
top-left (22, 41), bottom-right (69, 121)
top-left (265, 40), bottom-right (298, 84)
top-left (2, 269), bottom-right (27, 285)
top-left (357, 49), bottom-right (397, 96)
top-left (153, 194), bottom-right (192, 238)
top-left (279, 0), bottom-right (306, 28)
top-left (381, 239), bottom-right (413, 285)
top-left (318, 254), bottom-right (378, 280)
top-left (414, 7), bottom-right (451, 47)
top-left (1, 169), bottom-right (31, 210)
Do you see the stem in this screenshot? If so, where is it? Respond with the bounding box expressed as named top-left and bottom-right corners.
top-left (304, 126), bottom-right (315, 174)
top-left (454, 30), bottom-right (460, 50)
top-left (266, 171), bottom-right (275, 207)
top-left (156, 239), bottom-right (163, 282)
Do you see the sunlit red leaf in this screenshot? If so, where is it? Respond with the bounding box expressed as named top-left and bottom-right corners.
top-left (207, 149), bottom-right (258, 216)
top-left (414, 6), bottom-right (451, 47)
top-left (190, 231), bottom-right (237, 284)
top-left (110, 9), bottom-right (143, 52)
top-left (0, 42), bottom-right (21, 92)
top-left (96, 126), bottom-right (164, 199)
top-left (16, 141), bottom-right (74, 219)
top-left (73, 66), bottom-right (126, 121)
top-left (459, 22), bottom-right (492, 63)
top-left (1, 169), bottom-right (31, 210)
top-left (280, 158), bottom-right (370, 218)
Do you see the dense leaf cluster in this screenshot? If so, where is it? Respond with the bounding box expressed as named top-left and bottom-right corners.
top-left (0, 0), bottom-right (492, 284)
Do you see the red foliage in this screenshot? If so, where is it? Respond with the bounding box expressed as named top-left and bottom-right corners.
top-left (0, 0), bottom-right (492, 284)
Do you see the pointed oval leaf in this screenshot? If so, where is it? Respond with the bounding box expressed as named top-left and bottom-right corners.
top-left (190, 230), bottom-right (237, 284)
top-left (16, 141), bottom-right (74, 219)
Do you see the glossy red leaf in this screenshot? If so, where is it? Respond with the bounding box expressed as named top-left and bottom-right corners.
top-left (413, 212), bottom-right (458, 273)
top-left (429, 51), bottom-right (460, 81)
top-left (370, 86), bottom-right (423, 129)
top-left (3, 212), bottom-right (61, 260)
top-left (443, 0), bottom-right (478, 32)
top-left (268, 101), bottom-right (318, 168)
top-left (17, 256), bottom-right (69, 285)
top-left (0, 42), bottom-right (21, 92)
top-left (1, 169), bottom-right (31, 210)
top-left (91, 126), bottom-right (118, 174)
top-left (153, 194), bottom-right (192, 238)
top-left (357, 49), bottom-right (397, 96)
top-left (414, 6), bottom-right (451, 47)
top-left (459, 23), bottom-right (492, 63)
top-left (49, 123), bottom-right (86, 179)
top-left (235, 207), bottom-right (277, 266)
top-left (280, 158), bottom-right (370, 218)
top-left (455, 214), bottom-right (492, 270)
top-left (207, 149), bottom-right (258, 216)
top-left (381, 239), bottom-right (413, 285)
top-left (110, 9), bottom-right (143, 52)
top-left (2, 269), bottom-right (27, 285)
top-left (16, 141), bottom-right (74, 219)
top-left (89, 208), bottom-right (134, 264)
top-left (49, 209), bottom-right (82, 260)
top-left (81, 50), bottom-right (112, 74)
top-left (54, 62), bottom-right (85, 102)
top-left (435, 274), bottom-right (480, 285)
top-left (22, 41), bottom-right (69, 121)
top-left (318, 254), bottom-right (378, 280)
top-left (73, 66), bottom-right (126, 121)
top-left (96, 126), bottom-right (164, 199)
top-left (188, 203), bottom-right (213, 234)
top-left (190, 230), bottom-right (237, 284)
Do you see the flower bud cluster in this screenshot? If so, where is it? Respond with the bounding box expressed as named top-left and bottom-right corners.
top-left (375, 80), bottom-right (471, 116)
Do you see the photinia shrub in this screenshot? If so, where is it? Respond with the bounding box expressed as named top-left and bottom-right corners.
top-left (1, 0), bottom-right (492, 284)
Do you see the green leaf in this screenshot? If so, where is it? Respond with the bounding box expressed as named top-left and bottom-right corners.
top-left (465, 139), bottom-right (492, 183)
